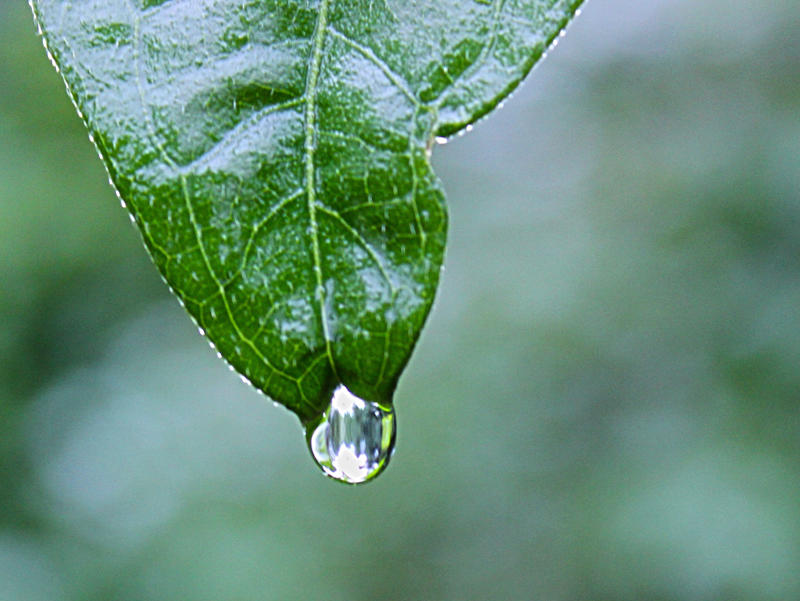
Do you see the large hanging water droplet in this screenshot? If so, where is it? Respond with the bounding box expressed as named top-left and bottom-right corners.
top-left (306, 384), bottom-right (396, 484)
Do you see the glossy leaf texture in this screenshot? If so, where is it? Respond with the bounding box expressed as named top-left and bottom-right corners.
top-left (31, 0), bottom-right (582, 423)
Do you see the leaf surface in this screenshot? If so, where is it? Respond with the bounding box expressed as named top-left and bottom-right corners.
top-left (32, 0), bottom-right (581, 421)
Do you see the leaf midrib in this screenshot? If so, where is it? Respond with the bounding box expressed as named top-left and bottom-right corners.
top-left (302, 0), bottom-right (337, 386)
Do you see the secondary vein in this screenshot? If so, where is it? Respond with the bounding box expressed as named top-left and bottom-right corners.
top-left (129, 2), bottom-right (301, 390)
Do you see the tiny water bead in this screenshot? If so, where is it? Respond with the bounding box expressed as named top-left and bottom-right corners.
top-left (306, 384), bottom-right (396, 484)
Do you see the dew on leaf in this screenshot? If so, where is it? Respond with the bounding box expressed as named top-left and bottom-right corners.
top-left (306, 384), bottom-right (396, 484)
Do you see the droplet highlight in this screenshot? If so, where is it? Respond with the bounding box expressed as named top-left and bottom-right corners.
top-left (306, 385), bottom-right (396, 484)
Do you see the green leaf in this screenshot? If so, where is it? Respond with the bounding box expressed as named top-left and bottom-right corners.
top-left (31, 0), bottom-right (581, 423)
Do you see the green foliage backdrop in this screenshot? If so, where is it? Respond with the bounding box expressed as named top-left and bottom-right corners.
top-left (1, 0), bottom-right (799, 599)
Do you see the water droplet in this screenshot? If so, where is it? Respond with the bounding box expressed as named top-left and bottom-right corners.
top-left (306, 384), bottom-right (396, 484)
top-left (435, 136), bottom-right (448, 145)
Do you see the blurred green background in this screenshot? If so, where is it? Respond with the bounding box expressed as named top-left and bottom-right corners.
top-left (2, 0), bottom-right (799, 599)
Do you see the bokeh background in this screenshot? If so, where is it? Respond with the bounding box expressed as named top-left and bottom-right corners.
top-left (2, 0), bottom-right (799, 599)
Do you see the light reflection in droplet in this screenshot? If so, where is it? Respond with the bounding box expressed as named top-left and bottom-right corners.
top-left (306, 384), bottom-right (395, 484)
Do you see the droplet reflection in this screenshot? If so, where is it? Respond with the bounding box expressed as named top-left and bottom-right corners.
top-left (307, 385), bottom-right (396, 484)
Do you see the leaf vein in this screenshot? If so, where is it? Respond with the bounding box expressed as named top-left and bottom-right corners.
top-left (435, 0), bottom-right (507, 110)
top-left (326, 25), bottom-right (423, 108)
top-left (130, 3), bottom-right (302, 390)
top-left (316, 203), bottom-right (396, 293)
top-left (303, 0), bottom-right (337, 379)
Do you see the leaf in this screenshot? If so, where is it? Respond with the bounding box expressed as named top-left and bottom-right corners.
top-left (31, 0), bottom-right (582, 423)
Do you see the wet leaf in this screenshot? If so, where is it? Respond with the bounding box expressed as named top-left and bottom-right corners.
top-left (31, 0), bottom-right (581, 422)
